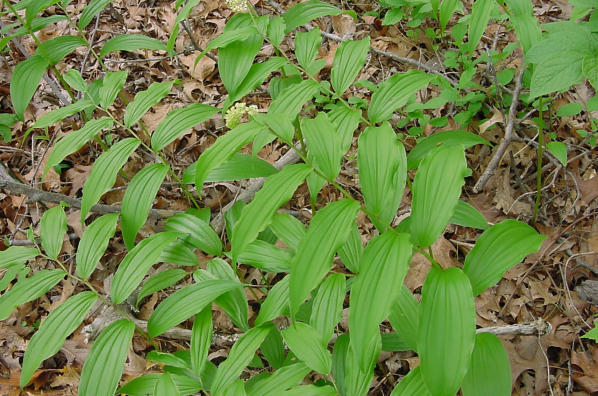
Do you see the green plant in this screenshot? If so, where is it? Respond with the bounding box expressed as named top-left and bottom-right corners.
top-left (2, 0), bottom-right (597, 394)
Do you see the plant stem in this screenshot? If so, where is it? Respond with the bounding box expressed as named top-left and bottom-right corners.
top-left (532, 97), bottom-right (544, 223)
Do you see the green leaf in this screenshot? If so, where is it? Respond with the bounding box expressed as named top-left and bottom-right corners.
top-left (283, 0), bottom-right (341, 33)
top-left (261, 327), bottom-right (286, 370)
top-left (211, 325), bottom-right (272, 395)
top-left (295, 27), bottom-right (321, 75)
top-left (390, 366), bottom-right (431, 396)
top-left (332, 334), bottom-right (349, 396)
top-left (301, 113), bottom-right (343, 181)
top-left (148, 279), bottom-right (241, 337)
top-left (111, 232), bottom-right (180, 304)
top-left (270, 213), bottom-right (305, 252)
top-left (0, 246), bottom-right (39, 269)
top-left (358, 122), bottom-right (406, 230)
top-left (449, 200), bottom-right (489, 230)
top-left (20, 291), bottom-right (97, 388)
top-left (461, 333), bottom-right (512, 396)
top-left (439, 0), bottom-right (459, 30)
top-left (32, 99), bottom-right (94, 129)
top-left (118, 373), bottom-right (201, 396)
top-left (183, 153), bottom-right (278, 184)
top-left (556, 102), bottom-right (583, 117)
top-left (467, 0), bottom-right (494, 53)
top-left (0, 269), bottom-right (65, 321)
top-left (40, 205), bottom-right (67, 259)
top-left (310, 273), bottom-right (345, 344)
top-left (331, 37), bottom-right (370, 95)
top-left (225, 57), bottom-right (288, 109)
top-left (79, 319), bottom-right (135, 396)
top-left (154, 373), bottom-right (180, 396)
top-left (327, 103), bottom-right (361, 153)
top-left (388, 285), bottom-right (420, 352)
top-left (252, 112), bottom-right (295, 144)
top-left (124, 81), bottom-right (174, 128)
top-left (349, 232), bottom-right (411, 371)
top-left (63, 69), bottom-right (87, 92)
top-left (418, 267), bottom-right (476, 396)
top-left (136, 268), bottom-right (186, 306)
top-left (121, 163), bottom-right (168, 249)
top-left (146, 350), bottom-right (189, 369)
top-left (99, 34), bottom-right (167, 58)
top-left (381, 333), bottom-right (411, 351)
top-left (254, 275), bottom-right (291, 326)
top-left (196, 26), bottom-right (258, 61)
top-left (282, 322), bottom-right (331, 374)
top-left (99, 70), bottom-right (128, 109)
top-left (289, 199), bottom-right (360, 316)
top-left (237, 240), bottom-right (293, 273)
top-left (79, 0), bottom-right (111, 29)
top-left (584, 54), bottom-right (598, 89)
top-left (269, 79), bottom-right (320, 119)
top-left (165, 213), bottom-right (222, 256)
top-left (44, 117), bottom-right (114, 178)
top-left (546, 141), bottom-right (567, 166)
top-left (281, 385), bottom-right (337, 396)
top-left (410, 145), bottom-right (468, 248)
top-left (195, 121), bottom-right (265, 191)
top-left (81, 138), bottom-right (140, 221)
top-left (505, 0), bottom-right (541, 53)
top-left (246, 363), bottom-right (310, 396)
top-left (191, 306), bottom-right (212, 376)
top-left (231, 164), bottom-right (312, 260)
top-left (76, 213), bottom-right (119, 279)
top-left (160, 238), bottom-right (199, 267)
top-left (463, 219), bottom-right (545, 295)
top-left (267, 15), bottom-right (286, 47)
top-left (582, 321), bottom-right (598, 342)
top-left (151, 103), bottom-right (218, 151)
top-left (338, 223), bottom-right (363, 273)
top-left (36, 35), bottom-right (86, 65)
top-left (10, 55), bottom-right (49, 120)
top-left (368, 70), bottom-right (435, 124)
top-left (407, 130), bottom-right (490, 170)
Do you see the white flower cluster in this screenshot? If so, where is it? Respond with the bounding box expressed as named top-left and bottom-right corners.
top-left (226, 0), bottom-right (248, 12)
top-left (224, 102), bottom-right (258, 129)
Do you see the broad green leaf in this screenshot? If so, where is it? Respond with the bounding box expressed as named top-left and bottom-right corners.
top-left (332, 334), bottom-right (349, 396)
top-left (252, 112), bottom-right (295, 143)
top-left (36, 35), bottom-right (86, 65)
top-left (10, 55), bottom-right (49, 120)
top-left (99, 34), bottom-right (167, 57)
top-left (584, 54), bottom-right (598, 89)
top-left (582, 321), bottom-right (598, 342)
top-left (44, 117), bottom-right (114, 177)
top-left (124, 80), bottom-right (174, 127)
top-left (407, 130), bottom-right (490, 170)
top-left (79, 319), bottom-right (135, 396)
top-left (81, 138), bottom-right (140, 221)
top-left (118, 373), bottom-right (201, 396)
top-left (467, 0), bottom-right (495, 54)
top-left (121, 163), bottom-right (168, 249)
top-left (261, 327), bottom-right (286, 370)
top-left (231, 164), bottom-right (312, 260)
top-left (267, 15), bottom-right (286, 47)
top-left (381, 333), bottom-right (411, 351)
top-left (167, 0), bottom-right (201, 54)
top-left (556, 102), bottom-right (583, 117)
top-left (136, 268), bottom-right (186, 306)
top-left (269, 79), bottom-right (320, 119)
top-left (338, 223), bottom-right (363, 273)
top-left (289, 199), bottom-right (360, 316)
top-left (282, 385), bottom-right (337, 396)
top-left (111, 232), bottom-right (179, 304)
top-left (76, 213), bottom-right (119, 279)
top-left (282, 322), bottom-right (331, 374)
top-left (0, 269), bottom-right (65, 320)
top-left (99, 70), bottom-right (128, 109)
top-left (327, 103), bottom-right (361, 153)
top-left (246, 363), bottom-right (310, 396)
top-left (310, 273), bottom-right (345, 344)
top-left (151, 103), bottom-right (218, 151)
top-left (40, 205), bottom-right (67, 259)
top-left (255, 275), bottom-right (290, 326)
top-left (295, 27), bottom-right (321, 75)
top-left (357, 122), bottom-right (406, 230)
top-left (211, 325), bottom-right (272, 395)
top-left (390, 366), bottom-right (431, 396)
top-left (183, 153), bottom-right (278, 184)
top-left (0, 264), bottom-right (25, 293)
top-left (461, 333), bottom-right (512, 396)
top-left (449, 200), bottom-right (489, 230)
top-left (302, 113), bottom-right (343, 180)
top-left (237, 240), bottom-right (293, 273)
top-left (439, 0), bottom-right (459, 30)
top-left (196, 26), bottom-right (258, 61)
top-left (368, 70), bottom-right (434, 124)
top-left (0, 246), bottom-right (39, 269)
top-left (63, 69), bottom-right (87, 92)
top-left (529, 57), bottom-right (585, 99)
top-left (270, 213), bottom-right (306, 252)
top-left (418, 267), bottom-right (475, 396)
top-left (20, 291), bottom-right (97, 388)
top-left (160, 238), bottom-right (199, 267)
top-left (146, 351), bottom-right (189, 369)
top-left (79, 0), bottom-right (111, 29)
top-left (154, 373), bottom-right (179, 396)
top-left (388, 285), bottom-right (420, 351)
top-left (331, 37), bottom-right (370, 95)
top-left (463, 219), bottom-right (545, 295)
top-left (345, 337), bottom-right (379, 396)
top-left (148, 279), bottom-right (241, 337)
top-left (546, 141), bottom-right (567, 166)
top-left (506, 0), bottom-right (541, 53)
top-left (349, 232), bottom-right (411, 371)
top-left (195, 121), bottom-right (265, 190)
top-left (410, 145), bottom-right (468, 248)
top-left (283, 0), bottom-right (341, 33)
top-left (165, 213), bottom-right (222, 256)
top-left (191, 306), bottom-right (212, 376)
top-left (32, 99), bottom-right (94, 129)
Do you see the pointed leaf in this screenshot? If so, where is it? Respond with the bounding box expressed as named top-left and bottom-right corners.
top-left (450, 200), bottom-right (489, 230)
top-left (152, 103), bottom-right (218, 151)
top-left (461, 333), bottom-right (511, 396)
top-left (40, 205), bottom-right (67, 259)
top-left (270, 213), bottom-right (306, 252)
top-left (267, 15), bottom-right (285, 47)
top-left (390, 366), bottom-right (431, 396)
top-left (76, 213), bottom-right (119, 279)
top-left (79, 0), bottom-right (111, 29)
top-left (546, 141), bottom-right (567, 166)
top-left (283, 0), bottom-right (341, 33)
top-left (136, 268), bottom-right (186, 306)
top-left (36, 35), bottom-right (86, 65)
top-left (99, 34), bottom-right (167, 57)
top-left (121, 163), bottom-right (168, 249)
top-left (165, 213), bottom-right (222, 256)
top-left (301, 113), bottom-right (343, 181)
top-left (463, 219), bottom-right (545, 295)
top-left (10, 55), bottom-right (49, 120)
top-left (224, 57), bottom-right (288, 108)
top-left (506, 0), bottom-right (541, 53)
top-left (99, 70), bottom-right (128, 109)
top-left (79, 319), bottom-right (135, 396)
top-left (63, 69), bottom-right (88, 92)
top-left (196, 26), bottom-right (258, 60)
top-left (0, 246), bottom-right (39, 269)
top-left (331, 37), bottom-right (370, 95)
top-left (32, 99), bottom-right (94, 129)
top-left (255, 275), bottom-right (291, 326)
top-left (191, 306), bottom-right (213, 375)
top-left (295, 28), bottom-right (321, 73)
top-left (111, 232), bottom-right (179, 304)
top-left (237, 240), bottom-right (293, 273)
top-left (439, 0), bottom-right (459, 30)
top-left (327, 103), bottom-right (361, 153)
top-left (418, 267), bottom-right (476, 396)
top-left (289, 199), bottom-right (360, 315)
top-left (183, 153), bottom-right (278, 184)
top-left (282, 322), bottom-right (331, 374)
top-left (81, 138), bottom-right (140, 221)
top-left (124, 80), bottom-right (174, 128)
top-left (154, 373), bottom-right (179, 396)
top-left (332, 334), bottom-right (349, 396)
top-left (310, 273), bottom-right (345, 345)
top-left (160, 238), bottom-right (199, 267)
top-left (246, 363), bottom-right (310, 396)
top-left (338, 223), bottom-right (362, 273)
top-left (20, 291), bottom-right (97, 387)
top-left (467, 0), bottom-right (494, 54)
top-left (269, 79), bottom-right (320, 119)
top-left (388, 285), bottom-right (420, 351)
